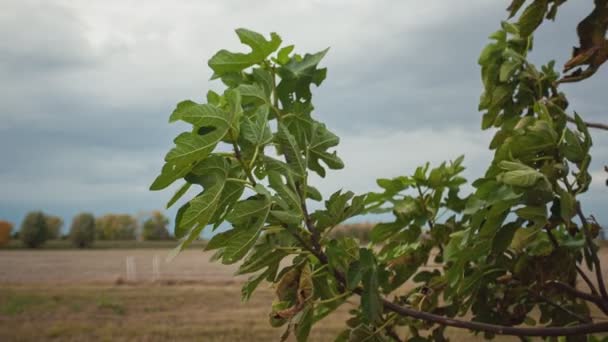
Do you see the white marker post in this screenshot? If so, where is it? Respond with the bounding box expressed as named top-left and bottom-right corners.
top-left (126, 256), bottom-right (136, 282)
top-left (152, 255), bottom-right (161, 282)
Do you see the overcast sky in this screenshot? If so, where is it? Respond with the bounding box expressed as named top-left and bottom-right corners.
top-left (1, 0), bottom-right (606, 235)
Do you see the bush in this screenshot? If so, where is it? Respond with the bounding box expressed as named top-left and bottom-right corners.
top-left (70, 213), bottom-right (96, 248)
top-left (142, 211), bottom-right (171, 240)
top-left (0, 220), bottom-right (12, 247)
top-left (44, 215), bottom-right (63, 240)
top-left (95, 214), bottom-right (137, 240)
top-left (20, 211), bottom-right (48, 248)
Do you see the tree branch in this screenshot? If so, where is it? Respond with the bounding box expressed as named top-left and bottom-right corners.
top-left (565, 114), bottom-right (608, 131)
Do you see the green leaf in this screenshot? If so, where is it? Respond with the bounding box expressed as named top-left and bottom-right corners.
top-left (236, 84), bottom-right (269, 105)
top-left (499, 59), bottom-right (521, 82)
top-left (175, 157), bottom-right (229, 239)
top-left (276, 123), bottom-right (306, 178)
top-left (209, 180), bottom-right (246, 228)
top-left (492, 223), bottom-right (519, 254)
top-left (150, 161), bottom-right (193, 191)
top-left (206, 197), bottom-right (271, 264)
top-left (497, 168), bottom-right (545, 187)
top-left (166, 182), bottom-right (191, 209)
top-left (270, 210), bottom-right (302, 225)
top-left (268, 171), bottom-right (302, 214)
top-left (208, 28), bottom-right (281, 75)
top-left (281, 48), bottom-right (329, 80)
top-left (307, 122), bottom-right (343, 178)
top-left (359, 248), bottom-right (382, 323)
top-left (517, 0), bottom-right (548, 37)
top-left (295, 305), bottom-right (313, 342)
top-left (277, 45), bottom-right (294, 65)
top-left (165, 131), bottom-right (227, 165)
top-left (346, 261), bottom-right (362, 290)
top-left (241, 271), bottom-right (268, 301)
top-left (241, 105), bottom-right (272, 147)
top-left (507, 0), bottom-right (527, 18)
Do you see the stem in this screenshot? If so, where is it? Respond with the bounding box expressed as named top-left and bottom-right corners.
top-left (316, 291), bottom-right (352, 305)
top-left (231, 140), bottom-right (258, 186)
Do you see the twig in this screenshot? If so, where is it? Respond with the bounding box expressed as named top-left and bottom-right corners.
top-left (565, 114), bottom-right (608, 131)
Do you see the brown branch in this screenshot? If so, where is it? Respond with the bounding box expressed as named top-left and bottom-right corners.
top-left (565, 114), bottom-right (608, 131)
top-left (380, 299), bottom-right (608, 337)
top-left (307, 220), bottom-right (608, 336)
top-left (545, 281), bottom-right (608, 315)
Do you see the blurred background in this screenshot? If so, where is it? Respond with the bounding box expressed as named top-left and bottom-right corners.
top-left (0, 0), bottom-right (606, 340)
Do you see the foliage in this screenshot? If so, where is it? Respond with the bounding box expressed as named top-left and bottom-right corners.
top-left (44, 215), bottom-right (63, 240)
top-left (152, 2), bottom-right (608, 340)
top-left (20, 211), bottom-right (49, 248)
top-left (142, 211), bottom-right (171, 240)
top-left (95, 214), bottom-right (137, 240)
top-left (70, 213), bottom-right (96, 248)
top-left (0, 220), bottom-right (12, 247)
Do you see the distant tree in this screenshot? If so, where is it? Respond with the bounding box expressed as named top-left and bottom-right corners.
top-left (0, 220), bottom-right (12, 247)
top-left (69, 213), bottom-right (95, 248)
top-left (142, 211), bottom-right (171, 240)
top-left (95, 214), bottom-right (137, 240)
top-left (44, 215), bottom-right (63, 240)
top-left (20, 211), bottom-right (48, 248)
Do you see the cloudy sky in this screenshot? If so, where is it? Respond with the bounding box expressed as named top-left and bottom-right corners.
top-left (1, 0), bottom-right (606, 234)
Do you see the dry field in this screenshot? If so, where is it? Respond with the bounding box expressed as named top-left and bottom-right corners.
top-left (0, 248), bottom-right (606, 341)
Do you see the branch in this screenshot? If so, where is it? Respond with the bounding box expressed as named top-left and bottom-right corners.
top-left (380, 298), bottom-right (608, 337)
top-left (546, 281), bottom-right (608, 315)
top-left (307, 219), bottom-right (608, 336)
top-left (565, 114), bottom-right (608, 131)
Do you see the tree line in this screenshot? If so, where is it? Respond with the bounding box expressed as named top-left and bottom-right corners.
top-left (0, 210), bottom-right (172, 248)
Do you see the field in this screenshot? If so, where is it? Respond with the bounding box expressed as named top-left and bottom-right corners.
top-left (1, 247), bottom-right (607, 341)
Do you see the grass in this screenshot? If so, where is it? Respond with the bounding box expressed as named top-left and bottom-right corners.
top-left (0, 284), bottom-right (350, 341)
top-left (0, 284), bottom-right (527, 341)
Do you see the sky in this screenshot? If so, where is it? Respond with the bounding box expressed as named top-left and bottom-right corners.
top-left (1, 0), bottom-right (607, 235)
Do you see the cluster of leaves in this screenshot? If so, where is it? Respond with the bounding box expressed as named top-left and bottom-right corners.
top-left (20, 211), bottom-right (49, 248)
top-left (70, 213), bottom-right (96, 248)
top-left (142, 211), bottom-right (171, 241)
top-left (152, 1), bottom-right (608, 339)
top-left (95, 214), bottom-right (138, 240)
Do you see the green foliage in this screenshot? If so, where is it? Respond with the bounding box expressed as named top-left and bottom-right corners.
top-left (152, 9), bottom-right (608, 340)
top-left (44, 215), bottom-right (63, 240)
top-left (70, 213), bottom-right (96, 248)
top-left (20, 211), bottom-right (49, 248)
top-left (95, 214), bottom-right (137, 240)
top-left (142, 211), bottom-right (171, 241)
